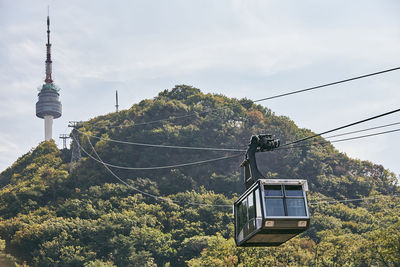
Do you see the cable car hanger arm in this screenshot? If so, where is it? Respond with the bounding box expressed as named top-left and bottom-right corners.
top-left (241, 134), bottom-right (280, 189)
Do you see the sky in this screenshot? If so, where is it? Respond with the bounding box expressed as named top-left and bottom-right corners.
top-left (0, 0), bottom-right (399, 177)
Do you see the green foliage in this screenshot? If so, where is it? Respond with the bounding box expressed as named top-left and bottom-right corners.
top-left (0, 238), bottom-right (19, 267)
top-left (187, 235), bottom-right (316, 266)
top-left (84, 260), bottom-right (116, 267)
top-left (364, 220), bottom-right (400, 266)
top-left (0, 85), bottom-right (399, 266)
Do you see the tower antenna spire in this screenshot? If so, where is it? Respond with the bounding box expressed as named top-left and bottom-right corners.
top-left (45, 8), bottom-right (53, 84)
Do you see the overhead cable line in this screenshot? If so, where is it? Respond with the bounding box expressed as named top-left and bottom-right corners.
top-left (105, 66), bottom-right (400, 128)
top-left (324, 128), bottom-right (400, 143)
top-left (81, 145), bottom-right (243, 170)
top-left (76, 128), bottom-right (400, 171)
top-left (80, 135), bottom-right (233, 208)
top-left (71, 115), bottom-right (400, 171)
top-left (76, 128), bottom-right (246, 152)
top-left (278, 128), bottom-right (400, 150)
top-left (309, 194), bottom-right (400, 205)
top-left (253, 66), bottom-right (400, 102)
top-left (280, 108), bottom-right (400, 148)
top-left (77, 121), bottom-right (400, 152)
top-left (324, 121), bottom-right (400, 139)
top-left (76, 134), bottom-right (243, 170)
top-left (71, 109), bottom-right (400, 168)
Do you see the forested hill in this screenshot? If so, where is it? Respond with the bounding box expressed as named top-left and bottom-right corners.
top-left (0, 85), bottom-right (399, 266)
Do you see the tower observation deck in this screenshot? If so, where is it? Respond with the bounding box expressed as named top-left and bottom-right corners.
top-left (36, 15), bottom-right (62, 141)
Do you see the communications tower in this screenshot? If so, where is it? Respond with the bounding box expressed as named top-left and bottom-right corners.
top-left (36, 15), bottom-right (62, 141)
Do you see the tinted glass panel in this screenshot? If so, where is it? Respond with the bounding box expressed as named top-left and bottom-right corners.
top-left (285, 185), bottom-right (303, 197)
top-left (265, 185), bottom-right (282, 196)
top-left (248, 194), bottom-right (255, 220)
top-left (265, 198), bottom-right (285, 216)
top-left (255, 189), bottom-right (262, 217)
top-left (237, 200), bottom-right (247, 232)
top-left (286, 198), bottom-right (306, 216)
top-left (242, 199), bottom-right (248, 221)
top-left (236, 204), bottom-right (242, 232)
top-left (244, 221), bottom-right (250, 237)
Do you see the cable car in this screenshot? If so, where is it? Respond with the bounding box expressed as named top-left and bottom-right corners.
top-left (234, 135), bottom-right (310, 247)
top-left (234, 179), bottom-right (310, 246)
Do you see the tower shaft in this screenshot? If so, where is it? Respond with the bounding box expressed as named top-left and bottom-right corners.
top-left (44, 115), bottom-right (53, 141)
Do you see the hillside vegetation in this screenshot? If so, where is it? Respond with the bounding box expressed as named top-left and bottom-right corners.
top-left (0, 85), bottom-right (399, 266)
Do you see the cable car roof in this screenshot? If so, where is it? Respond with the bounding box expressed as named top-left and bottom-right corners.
top-left (259, 179), bottom-right (308, 191)
top-left (234, 179), bottom-right (309, 205)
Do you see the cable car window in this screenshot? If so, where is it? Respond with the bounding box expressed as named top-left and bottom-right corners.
top-left (238, 200), bottom-right (247, 233)
top-left (255, 189), bottom-right (262, 217)
top-left (265, 185), bottom-right (282, 196)
top-left (286, 198), bottom-right (306, 216)
top-left (285, 185), bottom-right (303, 197)
top-left (265, 198), bottom-right (285, 216)
top-left (236, 203), bottom-right (242, 232)
top-left (248, 193), bottom-right (255, 220)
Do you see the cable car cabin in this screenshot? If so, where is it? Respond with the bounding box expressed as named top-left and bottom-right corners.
top-left (234, 179), bottom-right (310, 247)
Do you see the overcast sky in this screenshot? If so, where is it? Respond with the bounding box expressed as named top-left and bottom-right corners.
top-left (1, 0), bottom-right (399, 177)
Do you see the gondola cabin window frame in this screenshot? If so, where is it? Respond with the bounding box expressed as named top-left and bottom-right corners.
top-left (263, 184), bottom-right (307, 217)
top-left (235, 187), bottom-right (263, 241)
